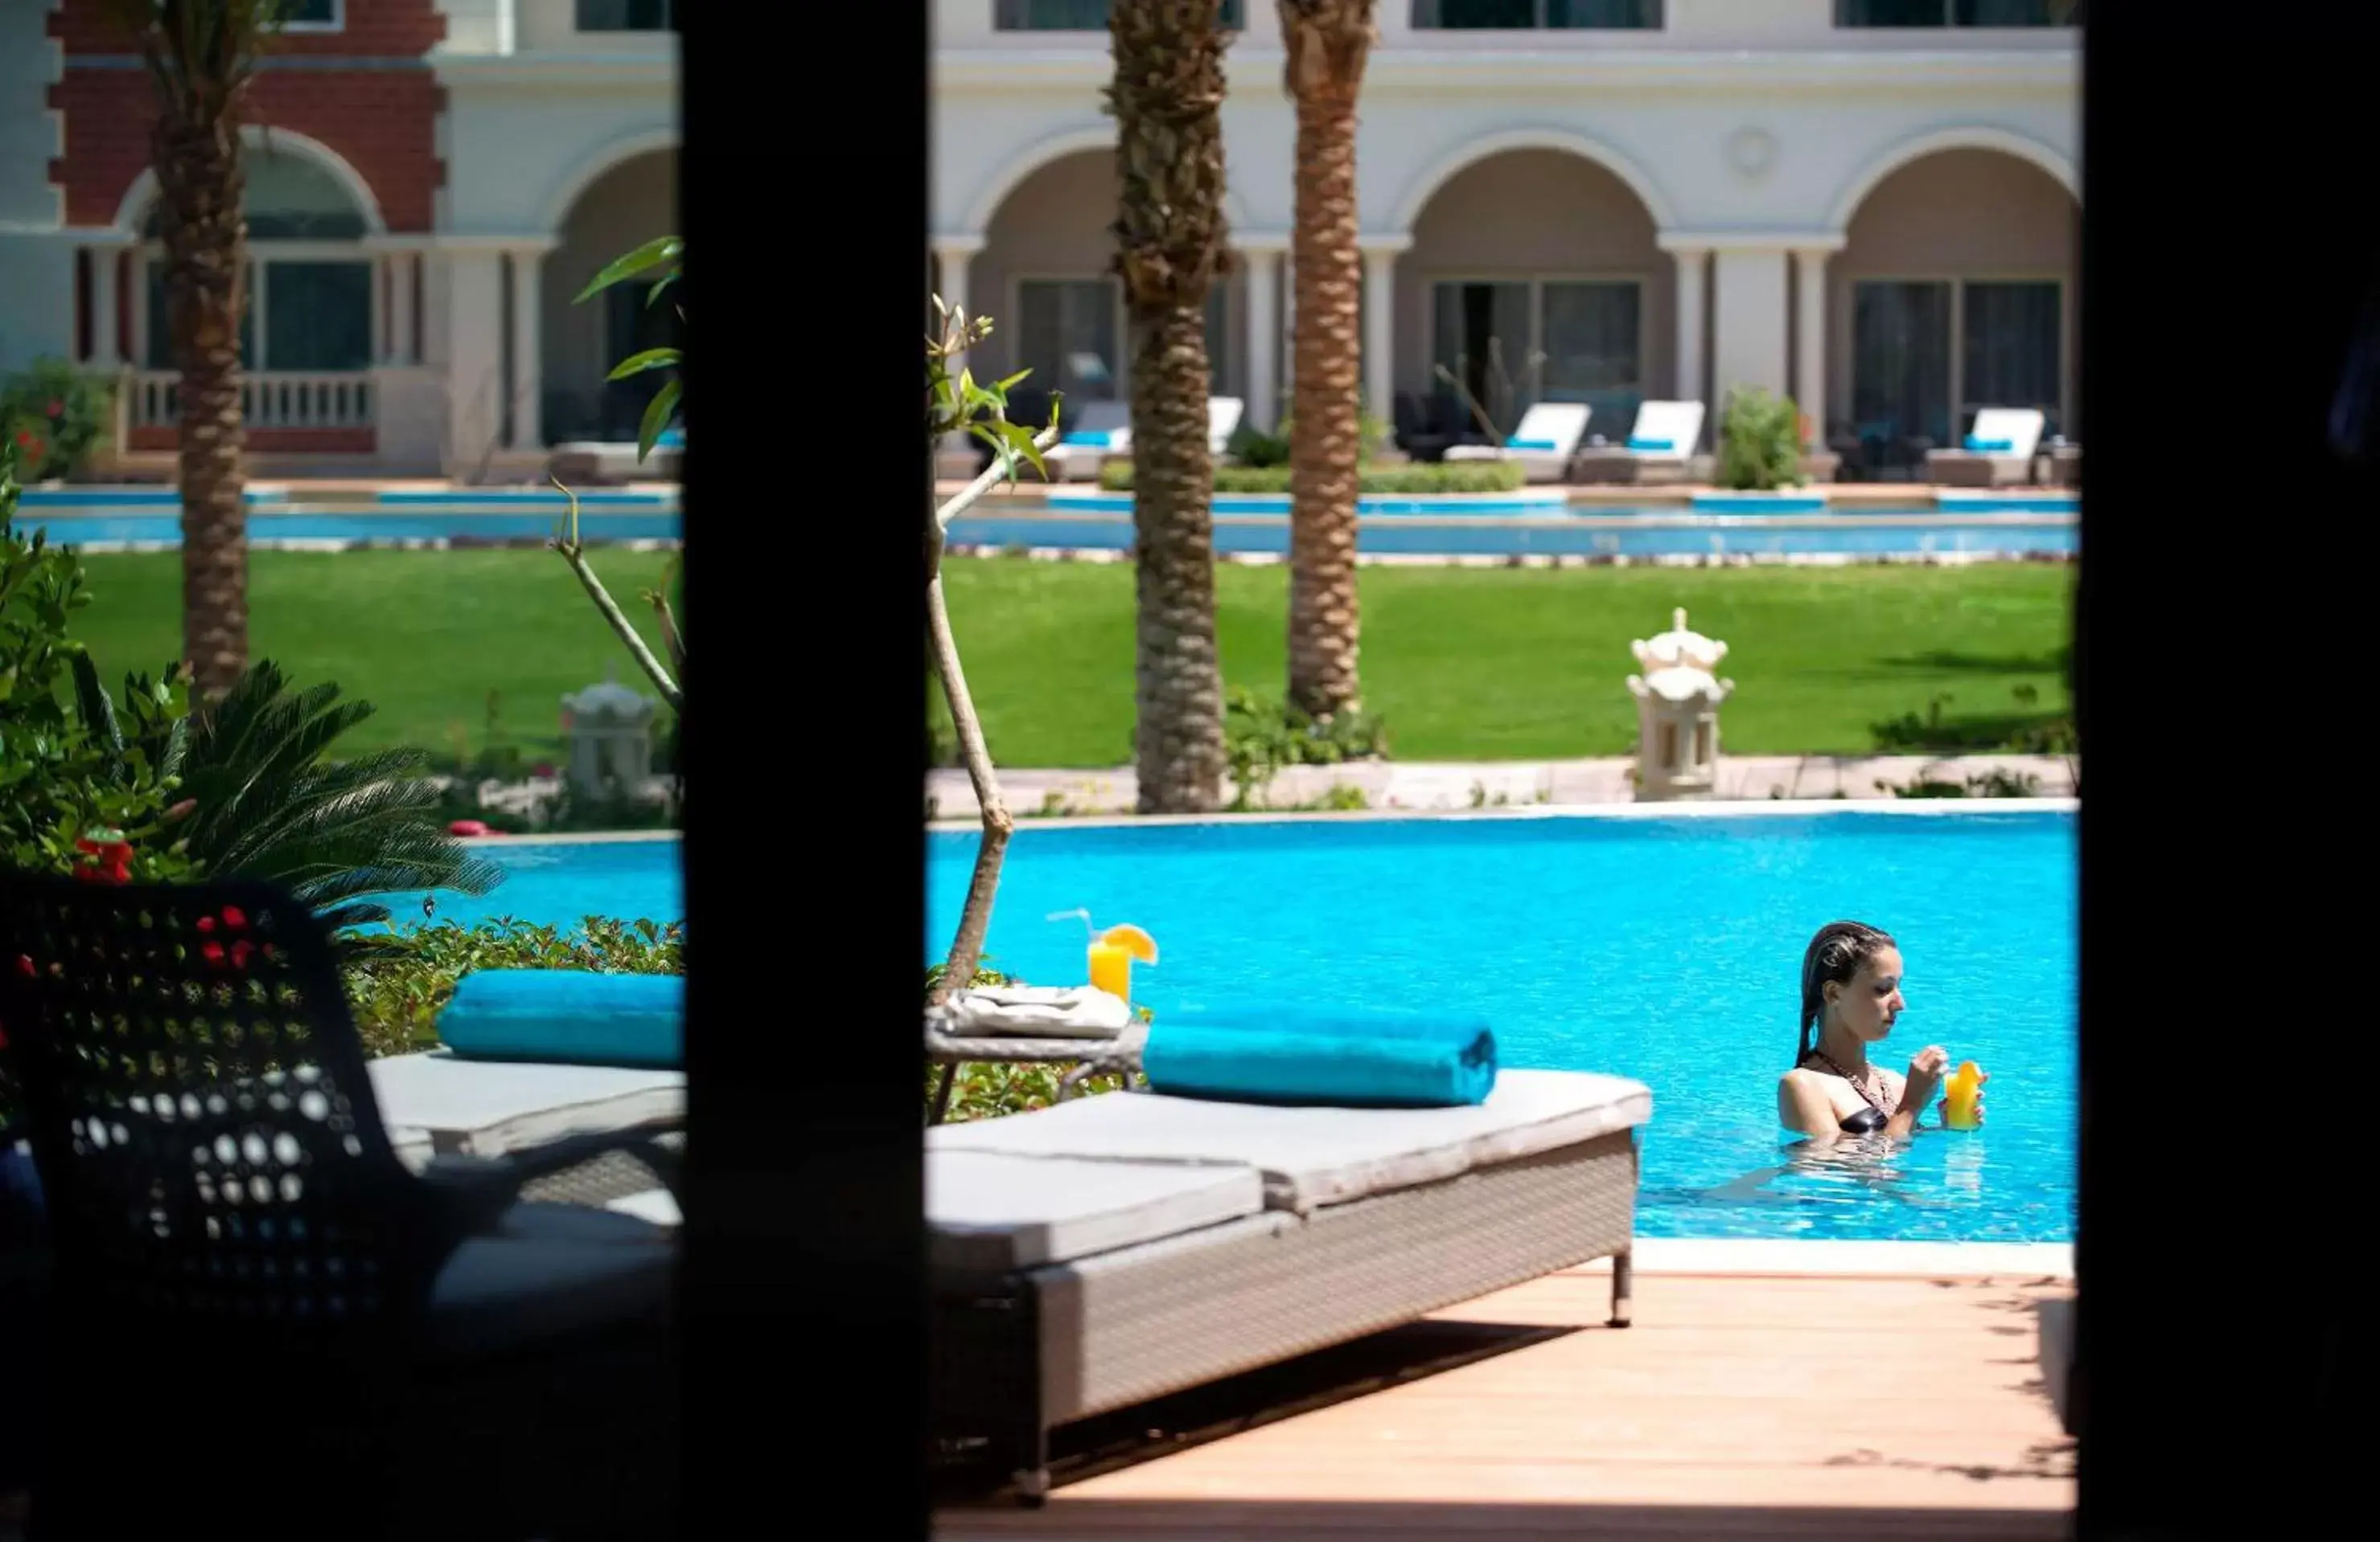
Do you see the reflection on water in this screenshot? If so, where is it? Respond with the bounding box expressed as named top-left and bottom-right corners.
top-left (1647, 1132), bottom-right (1989, 1221)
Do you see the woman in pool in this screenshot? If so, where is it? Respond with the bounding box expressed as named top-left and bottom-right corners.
top-left (1778, 920), bottom-right (1983, 1141)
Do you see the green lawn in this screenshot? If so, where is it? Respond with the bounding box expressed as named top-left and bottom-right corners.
top-left (68, 550), bottom-right (2071, 768)
top-left (72, 550), bottom-right (678, 763)
top-left (935, 557), bottom-right (2074, 765)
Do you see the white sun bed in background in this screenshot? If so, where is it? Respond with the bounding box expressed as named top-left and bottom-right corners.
top-left (1924, 407), bottom-right (2047, 487)
top-left (1443, 401), bottom-right (1593, 483)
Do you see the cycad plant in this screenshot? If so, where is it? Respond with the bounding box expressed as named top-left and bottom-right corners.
top-left (105, 660), bottom-right (503, 929)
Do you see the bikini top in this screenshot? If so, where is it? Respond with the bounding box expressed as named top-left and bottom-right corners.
top-left (1800, 1051), bottom-right (1892, 1134)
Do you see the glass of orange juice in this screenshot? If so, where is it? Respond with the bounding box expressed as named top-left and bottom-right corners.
top-left (1053, 910), bottom-right (1158, 1003)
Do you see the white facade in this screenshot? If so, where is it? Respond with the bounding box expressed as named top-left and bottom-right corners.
top-left (434, 0), bottom-right (677, 478)
top-left (934, 0), bottom-right (2080, 467)
top-left (0, 0), bottom-right (676, 480)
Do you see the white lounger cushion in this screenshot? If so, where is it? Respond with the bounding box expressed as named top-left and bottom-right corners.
top-left (927, 1149), bottom-right (1266, 1272)
top-left (1963, 408), bottom-right (2045, 459)
top-left (929, 1067), bottom-right (1651, 1215)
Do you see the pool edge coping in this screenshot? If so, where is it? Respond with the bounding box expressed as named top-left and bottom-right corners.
top-left (927, 796), bottom-right (2078, 835)
top-left (1569, 1238), bottom-right (2072, 1280)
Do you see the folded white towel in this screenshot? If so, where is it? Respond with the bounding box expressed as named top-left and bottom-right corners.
top-left (935, 985), bottom-right (1133, 1039)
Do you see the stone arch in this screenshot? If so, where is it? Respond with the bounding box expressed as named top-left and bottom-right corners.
top-left (1396, 142), bottom-right (1671, 442)
top-left (1823, 125), bottom-right (2077, 234)
top-left (111, 125), bottom-right (386, 236)
top-left (540, 124), bottom-right (680, 235)
top-left (1389, 127), bottom-right (1679, 234)
top-left (1829, 141), bottom-right (2081, 462)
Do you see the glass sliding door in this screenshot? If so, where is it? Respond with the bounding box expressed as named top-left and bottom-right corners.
top-left (1961, 280), bottom-right (2062, 434)
top-left (1539, 280), bottom-right (1643, 440)
top-left (1852, 279), bottom-right (1954, 451)
top-left (1431, 280), bottom-right (1531, 434)
top-left (1017, 278), bottom-right (1122, 413)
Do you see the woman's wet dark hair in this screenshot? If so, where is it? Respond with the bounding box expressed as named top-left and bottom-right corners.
top-left (1798, 921), bottom-right (1897, 1060)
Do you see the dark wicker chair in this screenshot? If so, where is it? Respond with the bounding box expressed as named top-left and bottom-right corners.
top-left (0, 870), bottom-right (681, 1540)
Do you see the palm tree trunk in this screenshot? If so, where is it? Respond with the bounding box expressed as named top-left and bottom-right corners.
top-left (1110, 0), bottom-right (1231, 815)
top-left (1280, 0), bottom-right (1374, 722)
top-left (154, 113), bottom-right (249, 699)
top-left (1130, 306), bottom-right (1226, 813)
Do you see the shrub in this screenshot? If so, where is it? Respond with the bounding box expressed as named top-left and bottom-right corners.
top-left (1716, 387), bottom-right (1806, 491)
top-left (1223, 685), bottom-right (1389, 810)
top-left (1, 359), bottom-right (113, 482)
top-left (2, 444), bottom-right (200, 883)
top-left (1100, 460), bottom-right (1526, 495)
top-left (343, 917), bottom-right (684, 1060)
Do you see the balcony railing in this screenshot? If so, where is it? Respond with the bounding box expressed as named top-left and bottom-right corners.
top-left (127, 371), bottom-right (376, 432)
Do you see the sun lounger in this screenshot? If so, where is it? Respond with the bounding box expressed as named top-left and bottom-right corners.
top-left (1924, 407), bottom-right (2046, 487)
top-left (927, 1067), bottom-right (1651, 1502)
top-left (1045, 401), bottom-right (1133, 483)
top-left (1625, 400), bottom-right (1707, 483)
top-left (1443, 401), bottom-right (1593, 483)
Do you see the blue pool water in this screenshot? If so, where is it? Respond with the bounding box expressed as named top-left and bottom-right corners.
top-left (401, 810), bottom-right (2076, 1243)
top-left (950, 508), bottom-right (2078, 560)
top-left (920, 808), bottom-right (2076, 1244)
top-left (10, 487), bottom-right (680, 548)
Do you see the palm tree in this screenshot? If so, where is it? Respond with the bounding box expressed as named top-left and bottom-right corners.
top-left (1278, 0), bottom-right (1375, 722)
top-left (1108, 1), bottom-right (1232, 813)
top-left (113, 1), bottom-right (285, 700)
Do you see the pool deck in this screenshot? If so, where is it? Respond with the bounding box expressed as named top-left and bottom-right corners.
top-left (936, 1263), bottom-right (2074, 1539)
top-left (927, 756), bottom-right (2077, 820)
top-left (933, 479), bottom-right (2061, 511)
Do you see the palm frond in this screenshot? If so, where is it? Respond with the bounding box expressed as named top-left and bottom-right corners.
top-left (166, 659), bottom-right (508, 919)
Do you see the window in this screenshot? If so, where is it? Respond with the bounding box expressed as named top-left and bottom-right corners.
top-left (1850, 277), bottom-right (2063, 451)
top-left (995, 1), bottom-right (1246, 29)
top-left (1431, 278), bottom-right (1643, 437)
top-left (1852, 282), bottom-right (1953, 448)
top-left (577, 0), bottom-right (676, 31)
top-left (1539, 282), bottom-right (1642, 431)
top-left (1835, 1), bottom-right (2066, 25)
top-left (1414, 1), bottom-right (1663, 27)
top-left (1017, 278), bottom-right (1123, 405)
top-left (139, 146), bottom-right (373, 374)
top-left (1961, 281), bottom-right (2061, 423)
top-left (282, 0), bottom-right (342, 31)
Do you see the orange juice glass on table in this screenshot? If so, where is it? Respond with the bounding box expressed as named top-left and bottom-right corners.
top-left (1053, 910), bottom-right (1158, 1004)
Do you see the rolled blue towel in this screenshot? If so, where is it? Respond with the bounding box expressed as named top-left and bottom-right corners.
top-left (1504, 436), bottom-right (1559, 451)
top-left (1963, 435), bottom-right (2014, 453)
top-left (1139, 1003), bottom-right (1497, 1108)
top-left (1626, 435), bottom-right (1674, 452)
top-left (437, 969), bottom-right (684, 1069)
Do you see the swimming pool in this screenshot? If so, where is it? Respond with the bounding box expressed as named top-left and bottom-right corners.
top-left (948, 508), bottom-right (2078, 560)
top-left (411, 808), bottom-right (2075, 1244)
top-left (10, 487), bottom-right (680, 549)
top-left (920, 807), bottom-right (2075, 1244)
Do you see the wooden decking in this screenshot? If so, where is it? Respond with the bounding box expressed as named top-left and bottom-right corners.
top-left (938, 1267), bottom-right (2074, 1540)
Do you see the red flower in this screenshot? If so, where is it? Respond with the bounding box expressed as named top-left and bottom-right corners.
top-left (201, 941), bottom-right (226, 967)
top-left (43, 399), bottom-right (63, 417)
top-left (229, 940), bottom-right (255, 970)
top-left (14, 956), bottom-right (32, 978)
top-left (196, 915), bottom-right (215, 934)
top-left (13, 430), bottom-right (34, 449)
top-left (73, 834), bottom-right (135, 885)
top-left (221, 905), bottom-right (246, 930)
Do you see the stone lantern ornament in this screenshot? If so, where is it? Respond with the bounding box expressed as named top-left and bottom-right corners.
top-left (1627, 607), bottom-right (1734, 801)
top-left (560, 667), bottom-right (659, 800)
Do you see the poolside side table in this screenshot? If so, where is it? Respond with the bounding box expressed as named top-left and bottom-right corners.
top-left (368, 1050), bottom-right (684, 1206)
top-left (922, 1020), bottom-right (1146, 1126)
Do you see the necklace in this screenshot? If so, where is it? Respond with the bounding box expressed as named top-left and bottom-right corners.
top-left (1807, 1049), bottom-right (1892, 1115)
